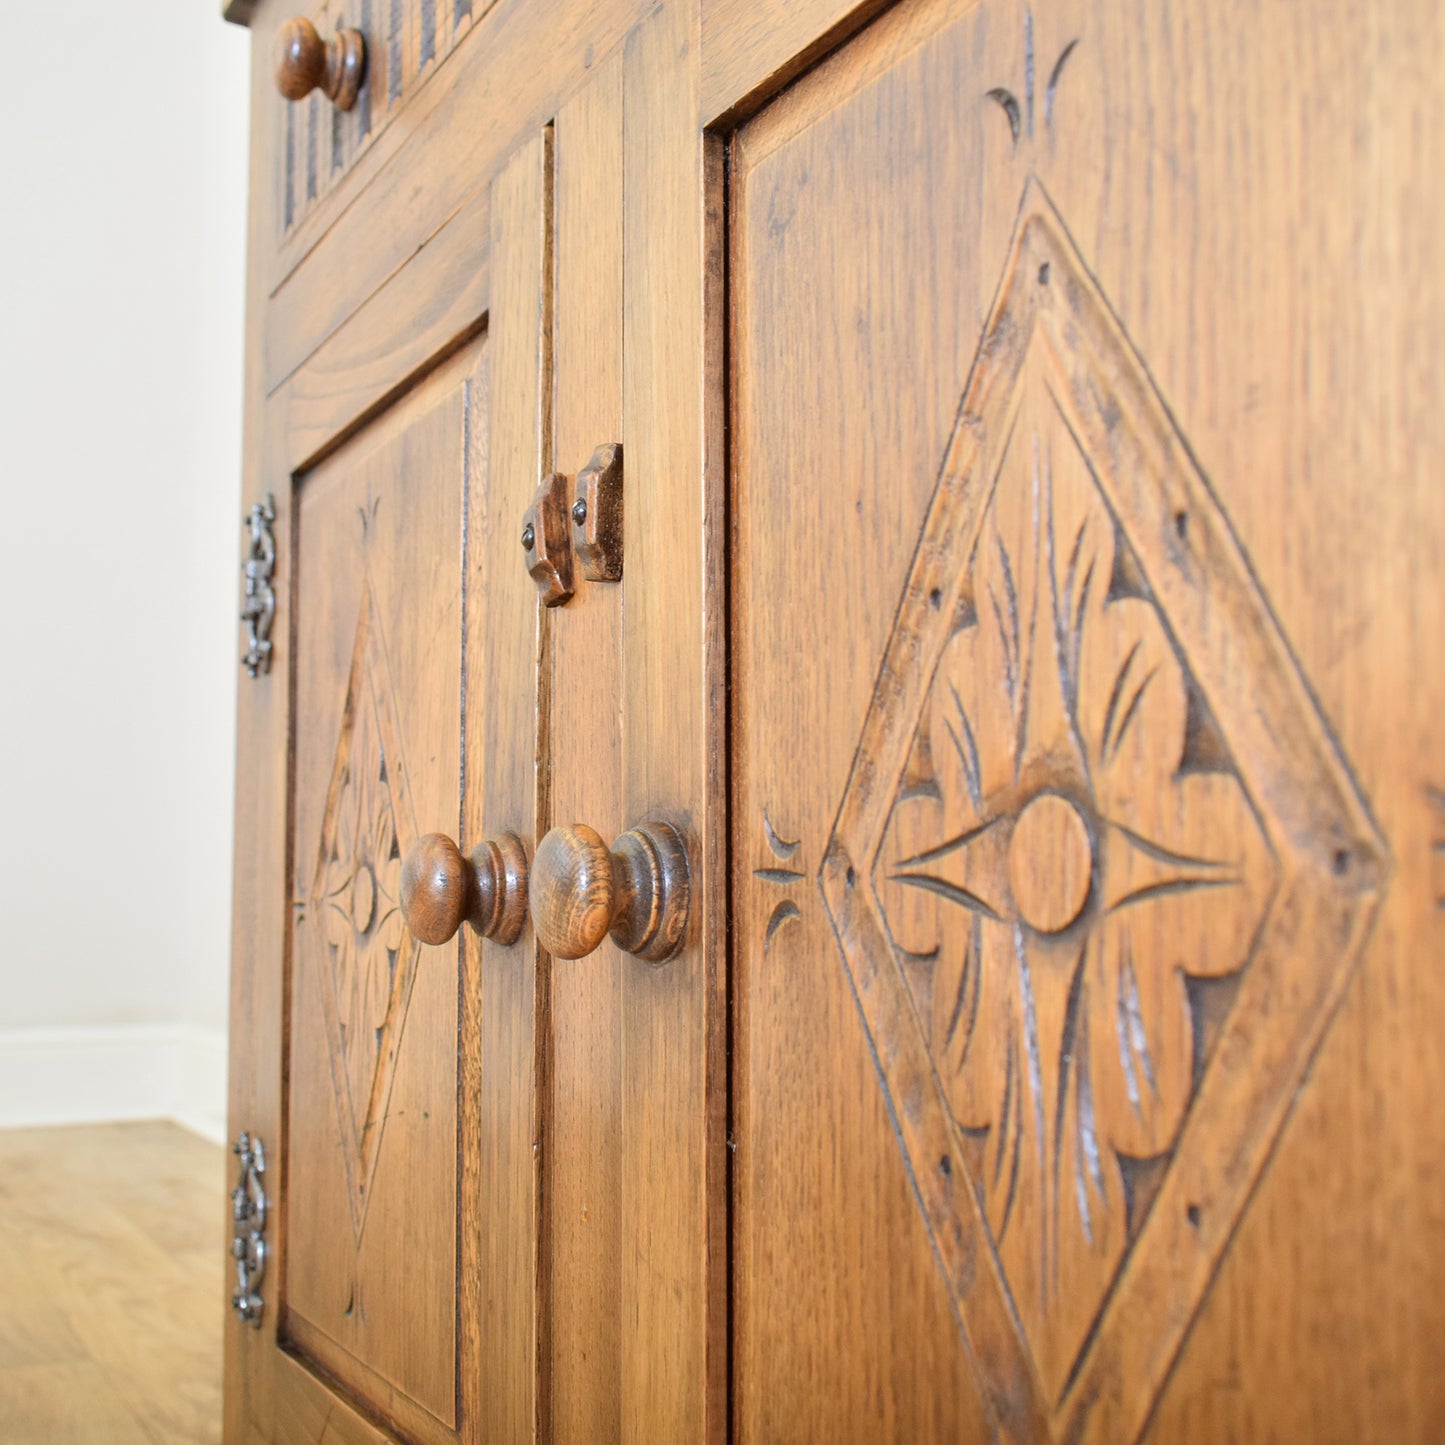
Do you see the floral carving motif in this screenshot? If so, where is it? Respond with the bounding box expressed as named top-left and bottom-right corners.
top-left (876, 370), bottom-right (1274, 1397)
top-left (303, 584), bottom-right (420, 1237)
top-left (822, 185), bottom-right (1384, 1443)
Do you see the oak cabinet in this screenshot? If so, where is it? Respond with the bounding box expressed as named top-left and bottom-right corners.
top-left (224, 1), bottom-right (1445, 1442)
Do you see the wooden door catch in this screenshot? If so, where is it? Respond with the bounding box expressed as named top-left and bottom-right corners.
top-left (523, 471), bottom-right (576, 606)
top-left (571, 442), bottom-right (624, 582)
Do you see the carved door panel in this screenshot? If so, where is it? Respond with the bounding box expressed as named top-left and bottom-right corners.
top-left (284, 338), bottom-right (476, 1444)
top-left (730, 0), bottom-right (1444, 1441)
top-left (227, 127), bottom-right (552, 1443)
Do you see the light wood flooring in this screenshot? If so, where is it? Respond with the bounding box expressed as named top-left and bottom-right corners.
top-left (0, 1121), bottom-right (226, 1443)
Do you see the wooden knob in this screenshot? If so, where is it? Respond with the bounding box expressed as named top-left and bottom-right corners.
top-left (530, 822), bottom-right (690, 962)
top-left (400, 832), bottom-right (528, 947)
top-left (274, 18), bottom-right (366, 111)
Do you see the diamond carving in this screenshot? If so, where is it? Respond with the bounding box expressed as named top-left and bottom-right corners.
top-left (821, 182), bottom-right (1386, 1442)
top-left (303, 582), bottom-right (421, 1239)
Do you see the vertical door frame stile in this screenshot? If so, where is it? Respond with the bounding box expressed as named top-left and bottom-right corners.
top-left (470, 127), bottom-right (555, 1445)
top-left (621, 4), bottom-right (730, 1441)
top-left (547, 51), bottom-right (629, 1444)
top-left (537, 120), bottom-right (557, 1445)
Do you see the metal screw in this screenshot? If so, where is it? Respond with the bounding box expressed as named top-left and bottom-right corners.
top-left (571, 498), bottom-right (588, 527)
top-left (521, 522), bottom-right (535, 550)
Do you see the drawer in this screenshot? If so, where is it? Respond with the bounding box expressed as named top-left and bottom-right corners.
top-left (248, 0), bottom-right (651, 409)
top-left (267, 1), bottom-right (489, 271)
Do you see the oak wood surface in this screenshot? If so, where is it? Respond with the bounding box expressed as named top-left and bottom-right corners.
top-left (619, 4), bottom-right (729, 1439)
top-left (284, 332), bottom-right (481, 1445)
top-left (464, 129), bottom-right (552, 1445)
top-left (226, 16), bottom-right (513, 1440)
top-left (261, 0), bottom-right (654, 397)
top-left (700, 0), bottom-right (888, 126)
top-left (545, 52), bottom-right (628, 1444)
top-left (272, 182), bottom-right (489, 473)
top-left (225, 17), bottom-right (296, 1443)
top-left (730, 1), bottom-right (1445, 1443)
top-left (225, 0), bottom-right (1445, 1440)
top-left (266, 0), bottom-right (490, 246)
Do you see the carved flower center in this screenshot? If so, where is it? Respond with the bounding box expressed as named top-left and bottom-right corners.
top-left (351, 863), bottom-right (377, 936)
top-left (1007, 793), bottom-right (1093, 934)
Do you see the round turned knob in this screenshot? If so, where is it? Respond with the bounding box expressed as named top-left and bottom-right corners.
top-left (400, 832), bottom-right (528, 947)
top-left (530, 822), bottom-right (690, 963)
top-left (274, 19), bottom-right (366, 112)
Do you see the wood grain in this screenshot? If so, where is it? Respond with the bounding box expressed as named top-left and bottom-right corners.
top-left (620, 4), bottom-right (728, 1440)
top-left (269, 0), bottom-right (489, 241)
top-left (272, 184), bottom-right (490, 461)
top-left (284, 335), bottom-right (480, 1445)
top-left (730, 0), bottom-right (1445, 1442)
top-left (400, 831), bottom-right (471, 944)
top-left (462, 127), bottom-right (552, 1445)
top-left (226, 17), bottom-right (296, 1443)
top-left (523, 469), bottom-right (577, 607)
top-left (700, 0), bottom-right (889, 126)
top-left (400, 830), bottom-right (529, 946)
top-left (261, 0), bottom-right (654, 396)
top-left (531, 824), bottom-right (616, 960)
top-left (224, 0), bottom-right (1445, 1440)
top-left (546, 51), bottom-right (628, 1445)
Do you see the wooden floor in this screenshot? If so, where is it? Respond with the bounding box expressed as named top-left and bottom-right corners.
top-left (0, 1121), bottom-right (226, 1444)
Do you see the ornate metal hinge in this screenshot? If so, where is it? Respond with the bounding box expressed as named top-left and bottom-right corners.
top-left (229, 1131), bottom-right (268, 1326)
top-left (240, 495), bottom-right (277, 677)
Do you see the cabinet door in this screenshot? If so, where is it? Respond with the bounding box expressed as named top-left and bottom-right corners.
top-left (283, 339), bottom-right (475, 1445)
top-left (226, 132), bottom-right (550, 1445)
top-left (729, 0), bottom-right (1445, 1440)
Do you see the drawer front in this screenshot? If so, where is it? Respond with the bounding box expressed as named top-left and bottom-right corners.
top-left (274, 0), bottom-right (482, 242)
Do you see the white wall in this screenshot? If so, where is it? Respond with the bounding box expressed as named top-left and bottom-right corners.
top-left (0, 1), bottom-right (251, 1140)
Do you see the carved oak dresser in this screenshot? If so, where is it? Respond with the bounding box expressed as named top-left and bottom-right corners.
top-left (221, 0), bottom-right (1445, 1440)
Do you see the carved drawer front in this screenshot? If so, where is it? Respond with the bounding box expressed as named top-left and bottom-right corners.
top-left (273, 0), bottom-right (486, 243)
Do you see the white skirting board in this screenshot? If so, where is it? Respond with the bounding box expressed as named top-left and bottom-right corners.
top-left (0, 1025), bottom-right (229, 1144)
